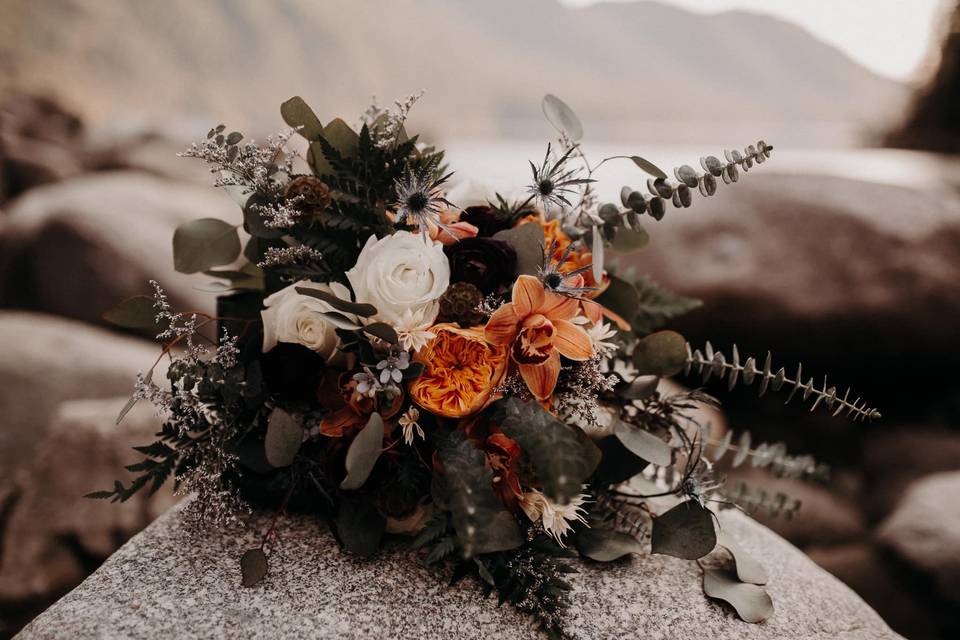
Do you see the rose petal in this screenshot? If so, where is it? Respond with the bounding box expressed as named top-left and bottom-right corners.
top-left (512, 275), bottom-right (546, 317)
top-left (518, 351), bottom-right (561, 400)
top-left (553, 319), bottom-right (594, 361)
top-left (484, 304), bottom-right (520, 345)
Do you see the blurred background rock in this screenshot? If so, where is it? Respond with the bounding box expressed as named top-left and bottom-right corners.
top-left (0, 0), bottom-right (958, 638)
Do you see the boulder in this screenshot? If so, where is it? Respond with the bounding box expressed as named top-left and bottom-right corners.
top-left (0, 312), bottom-right (163, 482)
top-left (0, 171), bottom-right (238, 329)
top-left (727, 469), bottom-right (866, 548)
top-left (0, 398), bottom-right (176, 603)
top-left (18, 500), bottom-right (901, 639)
top-left (862, 427), bottom-right (960, 520)
top-left (624, 172), bottom-right (960, 400)
top-left (877, 471), bottom-right (960, 604)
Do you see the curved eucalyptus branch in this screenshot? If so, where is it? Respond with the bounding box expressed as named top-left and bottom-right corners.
top-left (685, 342), bottom-right (881, 422)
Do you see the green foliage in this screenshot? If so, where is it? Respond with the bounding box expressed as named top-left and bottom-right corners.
top-left (633, 330), bottom-right (688, 376)
top-left (575, 528), bottom-right (644, 562)
top-left (632, 276), bottom-right (702, 334)
top-left (264, 408), bottom-right (302, 468)
top-left (612, 418), bottom-right (673, 466)
top-left (102, 296), bottom-right (168, 332)
top-left (490, 397), bottom-right (601, 504)
top-left (434, 431), bottom-right (524, 557)
top-left (686, 342), bottom-right (881, 421)
top-left (240, 548), bottom-right (268, 587)
top-left (339, 413), bottom-right (384, 490)
top-left (702, 569), bottom-right (774, 623)
top-left (477, 534), bottom-right (577, 639)
top-left (492, 221), bottom-right (545, 277)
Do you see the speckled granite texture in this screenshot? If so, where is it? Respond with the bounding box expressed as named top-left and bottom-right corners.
top-left (18, 499), bottom-right (901, 639)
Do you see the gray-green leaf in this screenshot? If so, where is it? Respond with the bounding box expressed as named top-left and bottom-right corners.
top-left (102, 296), bottom-right (165, 331)
top-left (493, 221), bottom-right (545, 277)
top-left (631, 156), bottom-right (668, 180)
top-left (613, 420), bottom-right (673, 466)
top-left (576, 528), bottom-right (645, 561)
top-left (651, 500), bottom-right (717, 560)
top-left (340, 413), bottom-right (384, 490)
top-left (172, 218), bottom-right (241, 274)
top-left (633, 330), bottom-right (688, 377)
top-left (240, 548), bottom-right (268, 587)
top-left (264, 408), bottom-right (302, 468)
top-left (280, 96), bottom-right (324, 140)
top-left (702, 569), bottom-right (774, 623)
top-left (716, 532), bottom-right (769, 585)
top-left (295, 286), bottom-right (377, 317)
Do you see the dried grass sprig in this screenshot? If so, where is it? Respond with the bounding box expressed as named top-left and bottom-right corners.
top-left (685, 342), bottom-right (881, 421)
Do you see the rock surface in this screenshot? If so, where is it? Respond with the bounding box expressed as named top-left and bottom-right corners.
top-left (624, 172), bottom-right (960, 397)
top-left (19, 500), bottom-right (901, 640)
top-left (877, 471), bottom-right (960, 604)
top-left (0, 398), bottom-right (178, 602)
top-left (0, 311), bottom-right (163, 482)
top-left (0, 171), bottom-right (238, 328)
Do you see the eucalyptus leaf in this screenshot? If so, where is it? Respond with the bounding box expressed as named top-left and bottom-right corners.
top-left (631, 156), bottom-right (668, 180)
top-left (323, 118), bottom-right (360, 159)
top-left (493, 221), bottom-right (545, 277)
top-left (264, 408), bottom-right (302, 468)
top-left (240, 548), bottom-right (268, 587)
top-left (542, 94), bottom-right (583, 141)
top-left (613, 420), bottom-right (673, 466)
top-left (491, 397), bottom-right (601, 504)
top-left (576, 528), bottom-right (645, 562)
top-left (620, 375), bottom-right (659, 400)
top-left (610, 224), bottom-right (649, 253)
top-left (651, 500), bottom-right (717, 560)
top-left (243, 194), bottom-right (285, 240)
top-left (280, 96), bottom-right (324, 140)
top-left (172, 218), bottom-right (241, 274)
top-left (702, 569), bottom-right (774, 623)
top-left (340, 413), bottom-right (384, 490)
top-left (295, 286), bottom-right (377, 317)
top-left (633, 330), bottom-right (688, 377)
top-left (716, 532), bottom-right (769, 585)
top-left (594, 275), bottom-right (640, 326)
top-left (591, 436), bottom-right (650, 485)
top-left (102, 296), bottom-right (164, 331)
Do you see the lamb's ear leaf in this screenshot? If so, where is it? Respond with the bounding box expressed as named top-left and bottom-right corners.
top-left (702, 569), bottom-right (774, 623)
top-left (280, 96), bottom-right (324, 140)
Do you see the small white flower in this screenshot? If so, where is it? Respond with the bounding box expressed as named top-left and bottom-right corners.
top-left (585, 320), bottom-right (618, 356)
top-left (394, 307), bottom-right (437, 353)
top-left (519, 488), bottom-right (589, 546)
top-left (398, 407), bottom-right (424, 445)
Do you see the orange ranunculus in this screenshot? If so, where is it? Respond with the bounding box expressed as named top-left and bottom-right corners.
top-left (484, 275), bottom-right (594, 400)
top-left (409, 324), bottom-right (508, 418)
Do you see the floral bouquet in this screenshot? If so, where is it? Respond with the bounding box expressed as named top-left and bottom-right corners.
top-left (94, 93), bottom-right (879, 636)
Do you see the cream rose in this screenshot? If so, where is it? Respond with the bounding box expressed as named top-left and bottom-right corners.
top-left (346, 231), bottom-right (450, 327)
top-left (261, 280), bottom-right (353, 360)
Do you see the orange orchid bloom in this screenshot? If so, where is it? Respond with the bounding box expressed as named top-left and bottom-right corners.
top-left (484, 275), bottom-right (594, 400)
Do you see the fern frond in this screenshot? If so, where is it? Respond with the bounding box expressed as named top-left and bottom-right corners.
top-left (685, 342), bottom-right (881, 422)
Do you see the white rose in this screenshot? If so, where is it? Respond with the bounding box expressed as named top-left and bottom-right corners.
top-left (260, 280), bottom-right (353, 360)
top-left (346, 231), bottom-right (450, 327)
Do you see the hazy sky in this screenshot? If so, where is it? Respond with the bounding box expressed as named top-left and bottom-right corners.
top-left (562, 0), bottom-right (950, 82)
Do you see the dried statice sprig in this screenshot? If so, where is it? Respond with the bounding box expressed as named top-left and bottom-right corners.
top-left (362, 90), bottom-right (425, 149)
top-left (685, 342), bottom-right (882, 421)
top-left (179, 125), bottom-right (297, 197)
top-left (256, 193), bottom-right (306, 229)
top-left (257, 244), bottom-right (323, 268)
top-left (553, 357), bottom-right (618, 430)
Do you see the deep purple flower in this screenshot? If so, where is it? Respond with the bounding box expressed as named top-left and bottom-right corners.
top-left (444, 237), bottom-right (517, 295)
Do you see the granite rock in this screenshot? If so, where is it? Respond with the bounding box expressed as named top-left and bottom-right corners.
top-left (877, 471), bottom-right (960, 604)
top-left (0, 311), bottom-right (163, 482)
top-left (0, 398), bottom-right (178, 602)
top-left (19, 500), bottom-right (900, 639)
top-left (0, 171), bottom-right (238, 329)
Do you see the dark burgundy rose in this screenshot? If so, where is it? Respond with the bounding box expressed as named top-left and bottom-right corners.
top-left (444, 237), bottom-right (518, 295)
top-left (458, 205), bottom-right (512, 237)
